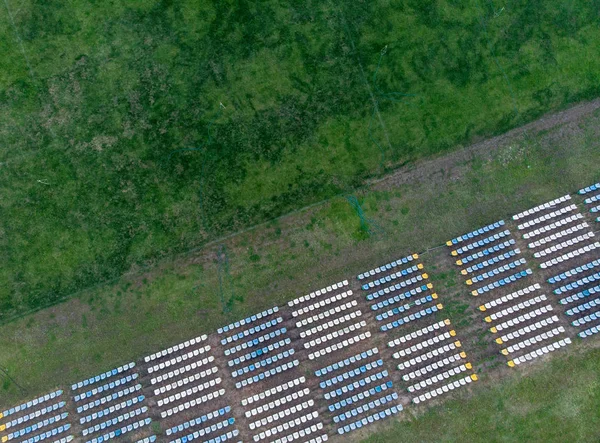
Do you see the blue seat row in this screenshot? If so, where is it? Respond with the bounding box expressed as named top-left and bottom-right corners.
top-left (578, 325), bottom-right (600, 338)
top-left (224, 327), bottom-right (287, 356)
top-left (6, 412), bottom-right (68, 439)
top-left (447, 220), bottom-right (505, 246)
top-left (217, 307), bottom-right (279, 334)
top-left (227, 338), bottom-right (291, 367)
top-left (86, 418), bottom-right (151, 443)
top-left (82, 406), bottom-right (148, 436)
top-left (171, 418), bottom-right (235, 443)
top-left (463, 250), bottom-right (519, 274)
top-left (572, 311), bottom-right (600, 327)
top-left (591, 205), bottom-right (600, 213)
top-left (235, 360), bottom-right (299, 389)
top-left (81, 395), bottom-right (144, 424)
top-left (232, 349), bottom-right (295, 378)
top-left (548, 259), bottom-right (600, 284)
top-left (71, 363), bottom-right (135, 391)
top-left (315, 348), bottom-right (378, 377)
top-left (559, 285), bottom-right (600, 305)
top-left (380, 304), bottom-right (443, 332)
top-left (375, 295), bottom-right (436, 322)
top-left (220, 317), bottom-right (283, 345)
top-left (468, 258), bottom-right (527, 284)
top-left (333, 393), bottom-right (398, 423)
top-left (3, 401), bottom-right (65, 430)
top-left (367, 282), bottom-right (431, 303)
top-left (1, 390), bottom-right (63, 418)
top-left (336, 405), bottom-right (403, 435)
top-left (180, 429), bottom-right (240, 443)
top-left (585, 194), bottom-right (600, 204)
top-left (328, 382), bottom-right (393, 412)
top-left (166, 406), bottom-right (231, 436)
top-left (76, 385), bottom-right (141, 414)
top-left (452, 230), bottom-right (511, 255)
top-left (320, 360), bottom-right (383, 389)
top-left (361, 265), bottom-right (422, 290)
top-left (457, 239), bottom-right (516, 266)
top-left (357, 254), bottom-right (417, 280)
top-left (74, 374), bottom-right (138, 402)
top-left (555, 275), bottom-right (600, 295)
top-left (22, 424), bottom-right (70, 443)
top-left (471, 269), bottom-right (532, 296)
top-left (578, 183), bottom-right (600, 194)
top-left (566, 297), bottom-right (600, 316)
top-left (370, 285), bottom-right (432, 311)
top-left (324, 370), bottom-right (389, 400)
top-left (365, 273), bottom-right (426, 296)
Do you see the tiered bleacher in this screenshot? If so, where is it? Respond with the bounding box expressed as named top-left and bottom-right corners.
top-left (71, 362), bottom-right (153, 443)
top-left (0, 390), bottom-right (72, 443)
top-left (579, 182), bottom-right (600, 223)
top-left (314, 348), bottom-right (402, 436)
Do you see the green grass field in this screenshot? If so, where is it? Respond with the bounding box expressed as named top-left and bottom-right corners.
top-left (2, 0), bottom-right (600, 318)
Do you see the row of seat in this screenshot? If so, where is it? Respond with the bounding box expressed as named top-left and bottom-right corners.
top-left (589, 205), bottom-right (600, 213)
top-left (71, 363), bottom-right (135, 391)
top-left (308, 332), bottom-right (372, 360)
top-left (232, 350), bottom-right (295, 378)
top-left (392, 330), bottom-right (456, 359)
top-left (73, 374), bottom-right (139, 402)
top-left (388, 320), bottom-right (450, 347)
top-left (0, 401), bottom-right (65, 430)
top-left (559, 285), bottom-right (600, 305)
top-left (327, 382), bottom-right (393, 412)
top-left (479, 284), bottom-right (541, 311)
top-left (451, 230), bottom-right (511, 256)
top-left (533, 232), bottom-right (595, 258)
top-left (160, 389), bottom-right (225, 419)
top-left (336, 405), bottom-right (403, 435)
top-left (154, 366), bottom-right (218, 396)
top-left (324, 370), bottom-right (389, 400)
top-left (578, 183), bottom-right (600, 195)
top-left (3, 412), bottom-right (68, 441)
top-left (501, 327), bottom-right (565, 355)
top-left (456, 239), bottom-right (516, 266)
top-left (549, 258), bottom-right (598, 283)
top-left (578, 325), bottom-right (600, 338)
top-left (397, 341), bottom-right (462, 371)
top-left (252, 412), bottom-right (320, 442)
top-left (554, 273), bottom-right (600, 295)
top-left (288, 281), bottom-right (349, 307)
top-left (13, 423), bottom-right (71, 443)
top-left (446, 220), bottom-right (505, 246)
top-left (291, 291), bottom-right (353, 318)
top-left (361, 264), bottom-right (423, 290)
top-left (412, 375), bottom-right (478, 404)
top-left (241, 377), bottom-right (306, 406)
top-left (228, 338), bottom-right (291, 368)
top-left (303, 321), bottom-right (366, 349)
top-left (166, 406), bottom-right (232, 436)
top-left (490, 305), bottom-right (553, 333)
top-left (147, 345), bottom-right (211, 374)
top-left (495, 315), bottom-right (560, 345)
top-left (300, 310), bottom-right (362, 339)
top-left (82, 406), bottom-right (147, 436)
top-left (235, 360), bottom-right (300, 389)
top-left (85, 418), bottom-right (151, 443)
top-left (369, 284), bottom-right (433, 309)
top-left (265, 424), bottom-right (324, 443)
top-left (315, 348), bottom-right (379, 378)
top-left (333, 392), bottom-right (398, 423)
top-left (381, 304), bottom-right (443, 332)
top-left (461, 249), bottom-right (520, 275)
top-left (218, 307), bottom-right (279, 334)
top-left (540, 242), bottom-right (600, 268)
top-left (522, 213), bottom-right (584, 240)
top-left (0, 390), bottom-right (63, 419)
top-left (483, 295), bottom-right (547, 323)
top-left (136, 436), bottom-right (156, 443)
top-left (357, 254), bottom-right (418, 280)
top-left (245, 388), bottom-right (310, 418)
top-left (375, 294), bottom-right (438, 322)
top-left (224, 327), bottom-right (287, 356)
top-left (466, 258), bottom-right (527, 285)
top-left (585, 194), bottom-right (600, 204)
top-left (151, 356), bottom-right (215, 385)
top-left (220, 317), bottom-right (283, 345)
top-left (80, 395), bottom-right (144, 424)
top-left (565, 297), bottom-right (600, 316)
top-left (76, 385), bottom-right (141, 414)
top-left (144, 336), bottom-right (207, 363)
top-left (157, 378), bottom-right (221, 407)
top-left (401, 352), bottom-right (466, 382)
top-left (513, 195), bottom-right (571, 221)
top-left (319, 360), bottom-right (383, 389)
top-left (572, 311), bottom-right (600, 327)
top-left (507, 338), bottom-right (572, 366)
top-left (407, 363), bottom-right (472, 393)
top-left (470, 269), bottom-right (533, 296)
top-left (296, 300), bottom-right (358, 328)
top-left (528, 223), bottom-right (589, 249)
top-left (249, 400), bottom-right (315, 430)
top-left (171, 429), bottom-right (239, 443)
top-left (517, 204), bottom-right (577, 231)
top-left (169, 418), bottom-right (235, 443)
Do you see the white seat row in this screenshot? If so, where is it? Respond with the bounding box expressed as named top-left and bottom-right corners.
top-left (54, 437), bottom-right (74, 443)
top-left (397, 341), bottom-right (462, 371)
top-left (249, 400), bottom-right (315, 430)
top-left (288, 281), bottom-right (349, 307)
top-left (308, 332), bottom-right (372, 360)
top-left (513, 195), bottom-right (571, 221)
top-left (2, 401), bottom-right (65, 429)
top-left (490, 305), bottom-right (553, 333)
top-left (218, 307), bottom-right (279, 334)
top-left (228, 338), bottom-right (291, 367)
top-left (1, 390), bottom-right (63, 418)
top-left (303, 321), bottom-right (366, 349)
top-left (271, 424), bottom-right (325, 443)
top-left (154, 366), bottom-right (218, 395)
top-left (508, 338), bottom-right (572, 366)
top-left (235, 360), bottom-right (300, 389)
top-left (533, 232), bottom-right (595, 258)
top-left (144, 336), bottom-right (207, 363)
top-left (292, 291), bottom-right (353, 318)
top-left (300, 310), bottom-right (362, 338)
top-left (484, 295), bottom-right (547, 323)
top-left (517, 203), bottom-right (577, 231)
top-left (388, 320), bottom-right (450, 348)
top-left (72, 363), bottom-right (136, 391)
top-left (82, 407), bottom-right (147, 436)
top-left (522, 213), bottom-right (584, 239)
top-left (76, 385), bottom-right (141, 414)
top-left (296, 300), bottom-right (358, 328)
top-left (528, 223), bottom-right (589, 249)
top-left (160, 389), bottom-right (225, 419)
top-left (407, 363), bottom-right (472, 392)
top-left (232, 349), bottom-right (295, 378)
top-left (151, 356), bottom-right (215, 384)
top-left (402, 352), bottom-right (467, 381)
top-left (245, 388), bottom-right (310, 418)
top-left (501, 327), bottom-right (565, 355)
top-left (157, 378), bottom-right (221, 407)
top-left (147, 345), bottom-right (211, 374)
top-left (392, 330), bottom-right (456, 359)
top-left (479, 284), bottom-right (541, 311)
top-left (412, 374), bottom-right (478, 404)
top-left (540, 242), bottom-right (600, 268)
top-left (80, 395), bottom-right (144, 424)
top-left (242, 377), bottom-right (306, 406)
top-left (495, 315), bottom-right (560, 344)
top-left (136, 436), bottom-right (156, 443)
top-left (357, 254), bottom-right (418, 280)
top-left (253, 411), bottom-right (320, 441)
